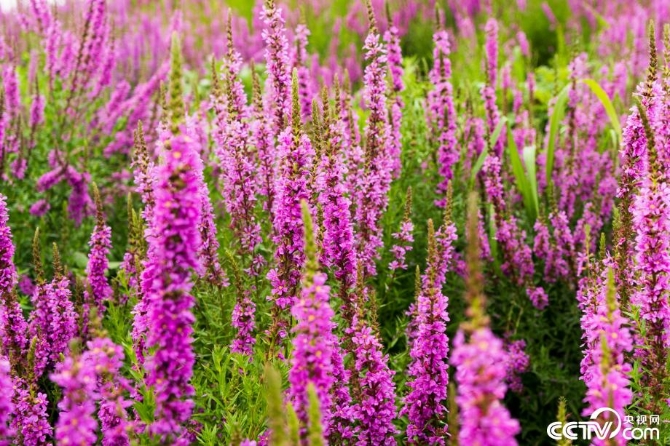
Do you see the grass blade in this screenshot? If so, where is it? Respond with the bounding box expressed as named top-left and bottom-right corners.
top-left (580, 78), bottom-right (621, 138)
top-left (507, 122), bottom-right (537, 222)
top-left (545, 84), bottom-right (570, 188)
top-left (522, 144), bottom-right (539, 216)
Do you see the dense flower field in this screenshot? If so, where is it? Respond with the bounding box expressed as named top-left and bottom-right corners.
top-left (0, 0), bottom-right (670, 444)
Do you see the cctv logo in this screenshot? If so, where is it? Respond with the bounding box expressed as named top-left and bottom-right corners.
top-left (547, 407), bottom-right (660, 441)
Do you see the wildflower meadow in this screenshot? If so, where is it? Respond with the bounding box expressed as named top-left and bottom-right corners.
top-left (1, 0), bottom-right (670, 444)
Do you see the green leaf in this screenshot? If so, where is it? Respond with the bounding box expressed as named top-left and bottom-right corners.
top-left (73, 252), bottom-right (89, 269)
top-left (545, 84), bottom-right (571, 187)
top-left (523, 145), bottom-right (540, 217)
top-left (469, 150), bottom-right (488, 190)
top-left (507, 122), bottom-right (537, 222)
top-left (487, 203), bottom-right (500, 274)
top-left (580, 78), bottom-right (622, 162)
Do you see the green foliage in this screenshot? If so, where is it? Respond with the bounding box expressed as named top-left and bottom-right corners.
top-left (507, 121), bottom-right (538, 222)
top-left (306, 384), bottom-right (325, 446)
top-left (545, 84), bottom-right (570, 187)
top-left (265, 365), bottom-right (289, 446)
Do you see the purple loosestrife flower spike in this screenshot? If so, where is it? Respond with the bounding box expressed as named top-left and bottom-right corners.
top-left (168, 33), bottom-right (185, 135)
top-left (29, 199), bottom-right (50, 217)
top-left (630, 98), bottom-right (670, 409)
top-left (89, 337), bottom-right (132, 446)
top-left (131, 123), bottom-right (157, 365)
top-left (348, 298), bottom-right (398, 444)
top-left (0, 196), bottom-right (16, 295)
top-left (389, 188), bottom-right (414, 271)
top-left (65, 167), bottom-right (92, 227)
top-left (251, 67), bottom-right (276, 217)
top-left (29, 91), bottom-right (45, 130)
top-left (0, 358), bottom-right (14, 444)
top-left (484, 18), bottom-right (498, 86)
top-left (262, 0), bottom-right (292, 133)
top-left (288, 202), bottom-right (338, 440)
top-left (2, 66), bottom-right (19, 119)
top-left (51, 343), bottom-right (99, 446)
top-left (384, 6), bottom-right (404, 178)
top-left (133, 122), bottom-right (156, 226)
top-left (190, 117), bottom-right (227, 287)
top-left (212, 36), bottom-right (262, 258)
top-left (294, 19), bottom-right (313, 120)
top-left (0, 195), bottom-right (28, 368)
top-left (504, 339), bottom-right (530, 393)
top-left (450, 193), bottom-right (520, 446)
top-left (28, 0), bottom-right (52, 33)
top-left (227, 252), bottom-right (256, 357)
top-left (266, 71), bottom-right (313, 354)
top-left (315, 96), bottom-right (358, 327)
top-left (142, 128), bottom-right (203, 442)
top-left (614, 37), bottom-right (657, 309)
top-left (356, 3), bottom-right (392, 278)
top-left (86, 185), bottom-right (113, 315)
top-left (142, 44), bottom-right (203, 440)
top-left (11, 380), bottom-right (52, 446)
top-left (402, 220), bottom-right (453, 445)
top-left (28, 230), bottom-right (53, 377)
top-left (427, 29), bottom-right (457, 206)
top-left (312, 100), bottom-right (358, 436)
top-left (41, 244), bottom-right (77, 366)
top-left (482, 19), bottom-right (504, 158)
top-left (52, 334), bottom-right (131, 446)
top-left (578, 266), bottom-right (633, 443)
